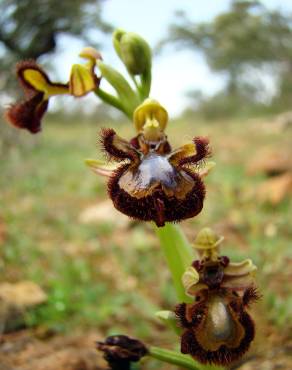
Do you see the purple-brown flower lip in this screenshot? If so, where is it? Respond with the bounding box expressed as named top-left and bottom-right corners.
top-left (176, 286), bottom-right (260, 366)
top-left (100, 127), bottom-right (211, 227)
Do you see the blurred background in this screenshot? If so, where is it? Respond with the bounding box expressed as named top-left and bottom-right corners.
top-left (0, 1), bottom-right (291, 369)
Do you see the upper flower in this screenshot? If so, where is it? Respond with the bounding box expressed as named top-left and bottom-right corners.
top-left (5, 48), bottom-right (101, 133)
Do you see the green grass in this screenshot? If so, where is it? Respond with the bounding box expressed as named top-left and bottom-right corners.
top-left (1, 117), bottom-right (291, 344)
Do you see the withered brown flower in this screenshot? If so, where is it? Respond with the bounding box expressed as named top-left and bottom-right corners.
top-left (175, 228), bottom-right (260, 366)
top-left (96, 335), bottom-right (148, 370)
top-left (100, 127), bottom-right (210, 227)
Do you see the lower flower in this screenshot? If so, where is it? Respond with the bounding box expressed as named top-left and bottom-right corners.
top-left (175, 227), bottom-right (260, 366)
top-left (175, 287), bottom-right (259, 366)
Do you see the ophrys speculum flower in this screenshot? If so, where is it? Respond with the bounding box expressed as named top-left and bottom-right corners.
top-left (5, 48), bottom-right (101, 133)
top-left (176, 228), bottom-right (260, 366)
top-left (100, 100), bottom-right (211, 227)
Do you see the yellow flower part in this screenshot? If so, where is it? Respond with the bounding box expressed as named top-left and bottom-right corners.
top-left (69, 64), bottom-right (97, 97)
top-left (133, 99), bottom-right (168, 141)
top-left (69, 47), bottom-right (101, 97)
top-left (193, 227), bottom-right (224, 261)
top-left (6, 47), bottom-right (102, 134)
top-left (5, 60), bottom-right (69, 133)
top-left (22, 68), bottom-right (69, 98)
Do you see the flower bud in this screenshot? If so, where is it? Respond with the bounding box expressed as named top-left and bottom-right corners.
top-left (113, 29), bottom-right (152, 76)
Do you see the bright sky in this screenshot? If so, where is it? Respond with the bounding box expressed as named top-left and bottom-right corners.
top-left (54, 0), bottom-right (292, 116)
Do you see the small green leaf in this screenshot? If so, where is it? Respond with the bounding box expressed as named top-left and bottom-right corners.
top-left (155, 310), bottom-right (182, 335)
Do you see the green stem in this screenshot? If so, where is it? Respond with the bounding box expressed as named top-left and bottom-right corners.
top-left (130, 364), bottom-right (140, 370)
top-left (155, 223), bottom-right (193, 303)
top-left (149, 347), bottom-right (225, 370)
top-left (148, 346), bottom-right (202, 370)
top-left (94, 88), bottom-right (131, 118)
top-left (141, 69), bottom-right (152, 99)
top-left (129, 75), bottom-right (144, 102)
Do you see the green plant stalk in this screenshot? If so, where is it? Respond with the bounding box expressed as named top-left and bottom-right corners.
top-left (130, 364), bottom-right (140, 370)
top-left (94, 88), bottom-right (131, 118)
top-left (155, 223), bottom-right (193, 303)
top-left (97, 60), bottom-right (139, 116)
top-left (128, 74), bottom-right (144, 102)
top-left (148, 346), bottom-right (202, 370)
top-left (149, 347), bottom-right (225, 370)
top-left (140, 69), bottom-right (152, 99)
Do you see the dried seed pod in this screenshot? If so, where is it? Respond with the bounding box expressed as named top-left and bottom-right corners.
top-left (97, 335), bottom-right (148, 370)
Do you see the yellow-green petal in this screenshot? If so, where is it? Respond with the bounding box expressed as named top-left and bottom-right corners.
top-left (182, 266), bottom-right (207, 297)
top-left (69, 64), bottom-right (96, 97)
top-left (23, 69), bottom-right (68, 97)
top-left (134, 98), bottom-right (168, 132)
top-left (224, 259), bottom-right (257, 277)
top-left (85, 158), bottom-right (119, 177)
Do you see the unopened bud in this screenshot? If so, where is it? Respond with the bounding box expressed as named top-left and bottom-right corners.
top-left (113, 29), bottom-right (152, 76)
